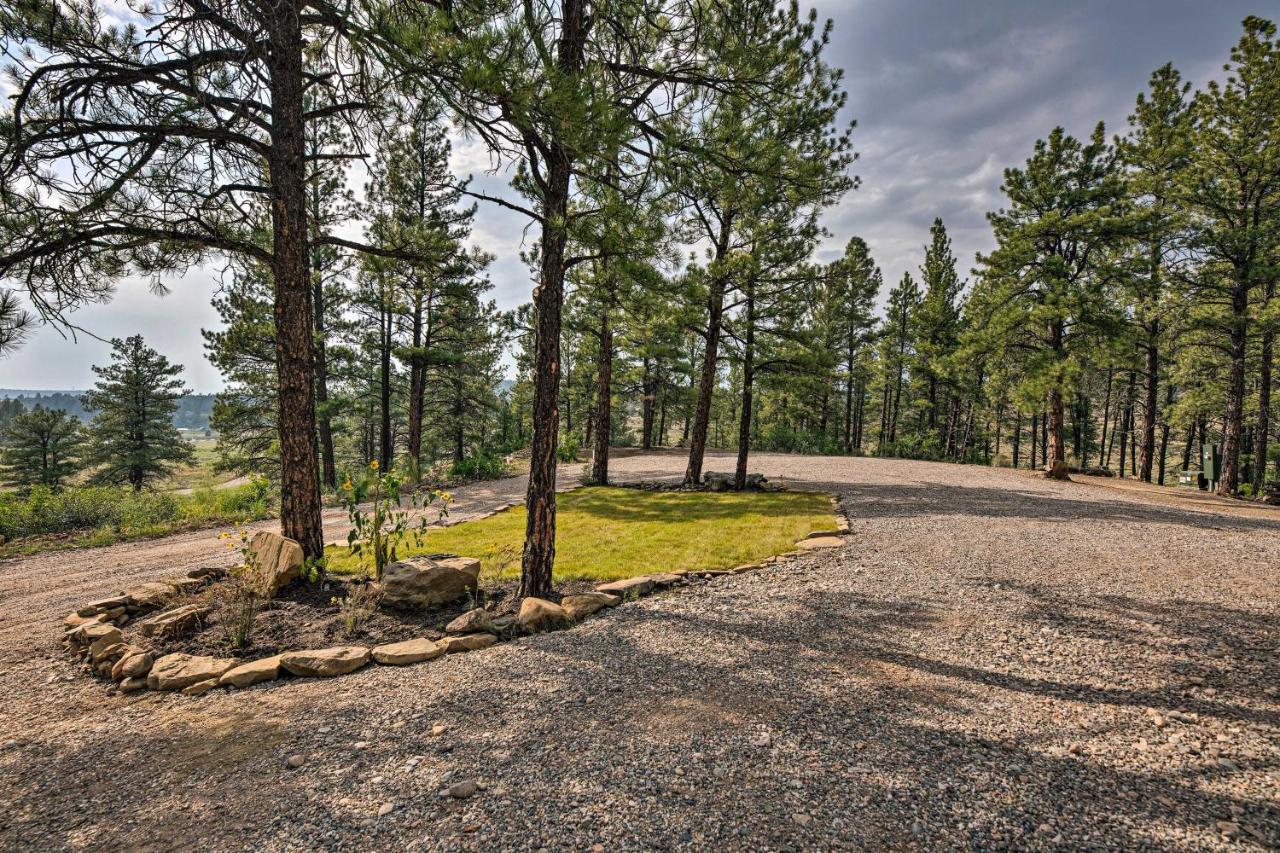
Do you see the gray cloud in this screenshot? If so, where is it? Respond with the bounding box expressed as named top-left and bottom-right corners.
top-left (0, 1), bottom-right (1265, 390)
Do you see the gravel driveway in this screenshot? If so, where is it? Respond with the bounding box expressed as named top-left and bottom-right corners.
top-left (1, 452), bottom-right (1277, 851)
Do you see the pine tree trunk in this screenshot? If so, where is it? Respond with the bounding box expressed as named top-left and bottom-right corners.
top-left (1158, 382), bottom-right (1174, 486)
top-left (268, 1), bottom-right (323, 558)
top-left (1046, 387), bottom-right (1069, 479)
top-left (312, 265), bottom-right (336, 491)
top-left (379, 304), bottom-right (393, 471)
top-left (1012, 410), bottom-right (1022, 469)
top-left (1098, 366), bottom-right (1113, 469)
top-left (1030, 413), bottom-right (1038, 471)
top-left (641, 356), bottom-right (654, 451)
top-left (1138, 320), bottom-right (1160, 482)
top-left (520, 0), bottom-right (584, 599)
top-left (1252, 283), bottom-right (1274, 494)
top-left (1219, 279), bottom-right (1249, 495)
top-left (734, 287), bottom-right (756, 491)
top-left (843, 343), bottom-right (854, 453)
top-left (591, 308), bottom-right (612, 485)
top-left (684, 222), bottom-right (732, 486)
top-left (406, 291), bottom-right (426, 479)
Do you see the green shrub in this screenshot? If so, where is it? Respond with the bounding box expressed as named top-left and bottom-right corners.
top-left (451, 452), bottom-right (506, 481)
top-left (557, 434), bottom-right (580, 463)
top-left (0, 479), bottom-right (274, 545)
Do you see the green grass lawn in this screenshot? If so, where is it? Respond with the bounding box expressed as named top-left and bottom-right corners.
top-left (326, 486), bottom-right (835, 582)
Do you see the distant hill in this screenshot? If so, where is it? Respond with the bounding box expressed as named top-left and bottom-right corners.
top-left (0, 390), bottom-right (216, 430)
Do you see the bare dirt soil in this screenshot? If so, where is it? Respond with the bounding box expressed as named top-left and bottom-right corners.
top-left (1, 452), bottom-right (1277, 851)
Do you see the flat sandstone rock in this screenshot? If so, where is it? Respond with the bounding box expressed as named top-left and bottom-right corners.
top-left (372, 638), bottom-right (444, 665)
top-left (281, 646), bottom-right (371, 677)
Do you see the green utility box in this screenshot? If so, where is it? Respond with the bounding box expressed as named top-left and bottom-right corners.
top-left (1200, 444), bottom-right (1221, 492)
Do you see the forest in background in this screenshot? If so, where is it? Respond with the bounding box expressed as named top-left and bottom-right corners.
top-left (1, 3), bottom-right (1277, 590)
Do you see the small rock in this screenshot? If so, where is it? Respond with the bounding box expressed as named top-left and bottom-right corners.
top-left (445, 608), bottom-right (494, 635)
top-left (594, 576), bottom-right (656, 598)
top-left (286, 754), bottom-right (305, 769)
top-left (560, 593), bottom-right (621, 621)
top-left (751, 733), bottom-right (772, 748)
top-left (377, 802), bottom-right (395, 817)
top-left (372, 638), bottom-right (443, 666)
top-left (792, 813), bottom-right (811, 827)
top-left (431, 724), bottom-right (447, 736)
top-left (443, 780), bottom-right (478, 799)
top-left (438, 633), bottom-right (497, 654)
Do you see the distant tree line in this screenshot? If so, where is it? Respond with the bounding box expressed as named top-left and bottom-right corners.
top-left (0, 392), bottom-right (215, 431)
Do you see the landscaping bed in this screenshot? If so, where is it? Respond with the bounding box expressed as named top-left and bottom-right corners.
top-left (133, 570), bottom-right (607, 661)
top-left (59, 486), bottom-right (847, 697)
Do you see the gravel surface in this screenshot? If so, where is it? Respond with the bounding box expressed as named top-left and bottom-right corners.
top-left (1, 451), bottom-right (1277, 851)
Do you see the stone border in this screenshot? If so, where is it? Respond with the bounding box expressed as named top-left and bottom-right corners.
top-left (61, 492), bottom-right (851, 698)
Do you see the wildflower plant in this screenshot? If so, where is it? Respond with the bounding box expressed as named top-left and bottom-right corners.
top-left (340, 461), bottom-right (451, 582)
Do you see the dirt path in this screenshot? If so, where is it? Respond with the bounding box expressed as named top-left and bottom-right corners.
top-left (1, 453), bottom-right (1277, 850)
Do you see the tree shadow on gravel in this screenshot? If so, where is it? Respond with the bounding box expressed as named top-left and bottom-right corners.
top-left (510, 600), bottom-right (1280, 849)
top-left (826, 481), bottom-right (1280, 534)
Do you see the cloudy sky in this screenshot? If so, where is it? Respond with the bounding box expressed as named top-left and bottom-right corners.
top-left (0, 0), bottom-right (1266, 391)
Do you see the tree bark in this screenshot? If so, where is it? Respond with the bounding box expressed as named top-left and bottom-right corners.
top-left (684, 219), bottom-right (732, 486)
top-left (1219, 279), bottom-right (1248, 495)
top-left (734, 286), bottom-right (756, 491)
top-left (1030, 413), bottom-right (1037, 471)
top-left (1045, 387), bottom-right (1069, 479)
top-left (406, 288), bottom-right (428, 479)
top-left (309, 186), bottom-right (337, 491)
top-left (591, 306), bottom-right (612, 485)
top-left (641, 356), bottom-right (655, 451)
top-left (1252, 282), bottom-right (1274, 495)
top-left (378, 297), bottom-right (393, 472)
top-left (520, 0), bottom-right (584, 599)
top-left (1138, 320), bottom-right (1160, 483)
top-left (1012, 410), bottom-right (1021, 469)
top-left (268, 1), bottom-right (323, 558)
top-left (1098, 367), bottom-right (1113, 469)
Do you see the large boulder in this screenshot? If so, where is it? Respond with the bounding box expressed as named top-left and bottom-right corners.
top-left (380, 556), bottom-right (481, 610)
top-left (280, 646), bottom-right (371, 677)
top-left (147, 653), bottom-right (238, 691)
top-left (372, 638), bottom-right (444, 665)
top-left (219, 655), bottom-right (283, 688)
top-left (517, 597), bottom-right (567, 633)
top-left (561, 592), bottom-right (621, 621)
top-left (246, 530), bottom-right (305, 596)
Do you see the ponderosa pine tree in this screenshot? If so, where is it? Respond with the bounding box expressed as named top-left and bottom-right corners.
top-left (1118, 64), bottom-right (1192, 483)
top-left (389, 0), bottom-right (847, 596)
top-left (0, 406), bottom-right (83, 490)
top-left (912, 218), bottom-right (966, 453)
top-left (1176, 17), bottom-right (1280, 495)
top-left (877, 272), bottom-right (921, 452)
top-left (972, 124), bottom-right (1129, 479)
top-left (814, 238), bottom-right (880, 453)
top-left (81, 336), bottom-right (194, 491)
top-left (668, 9), bottom-right (854, 487)
top-left (0, 0), bottom-right (419, 557)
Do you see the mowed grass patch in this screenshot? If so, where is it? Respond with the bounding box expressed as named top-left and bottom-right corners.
top-left (325, 486), bottom-right (835, 582)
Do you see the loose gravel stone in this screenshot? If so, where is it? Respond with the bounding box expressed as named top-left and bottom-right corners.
top-left (2, 453), bottom-right (1278, 850)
